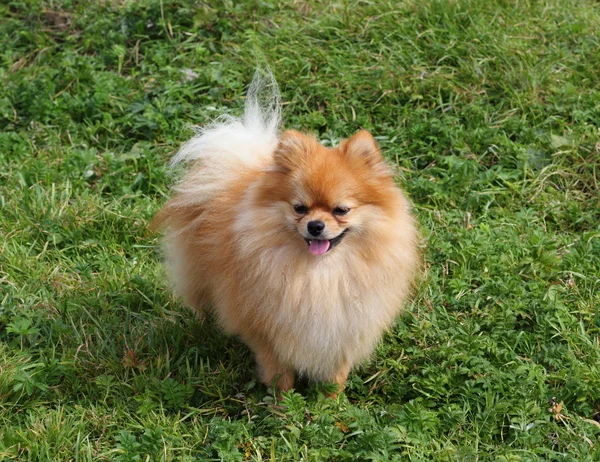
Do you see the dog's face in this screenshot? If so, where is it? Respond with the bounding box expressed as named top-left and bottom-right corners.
top-left (289, 169), bottom-right (355, 255)
top-left (256, 130), bottom-right (399, 256)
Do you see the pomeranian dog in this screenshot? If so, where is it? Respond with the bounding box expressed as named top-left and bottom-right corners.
top-left (155, 70), bottom-right (419, 397)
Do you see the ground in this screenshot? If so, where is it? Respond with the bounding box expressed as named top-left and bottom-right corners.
top-left (1, 0), bottom-right (599, 460)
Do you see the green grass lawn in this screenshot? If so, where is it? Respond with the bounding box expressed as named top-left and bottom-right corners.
top-left (1, 0), bottom-right (599, 460)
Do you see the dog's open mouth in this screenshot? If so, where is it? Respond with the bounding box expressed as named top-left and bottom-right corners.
top-left (305, 230), bottom-right (348, 256)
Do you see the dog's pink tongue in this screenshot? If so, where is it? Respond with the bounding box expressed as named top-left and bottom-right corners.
top-left (309, 239), bottom-right (330, 256)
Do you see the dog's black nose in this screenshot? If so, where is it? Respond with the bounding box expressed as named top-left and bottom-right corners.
top-left (307, 220), bottom-right (325, 236)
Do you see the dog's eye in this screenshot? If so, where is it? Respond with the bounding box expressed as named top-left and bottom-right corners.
top-left (332, 206), bottom-right (350, 216)
top-left (293, 204), bottom-right (309, 214)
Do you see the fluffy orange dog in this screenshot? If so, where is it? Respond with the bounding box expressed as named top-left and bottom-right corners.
top-left (155, 71), bottom-right (419, 396)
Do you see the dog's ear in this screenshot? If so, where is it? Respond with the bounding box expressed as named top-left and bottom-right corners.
top-left (342, 130), bottom-right (391, 177)
top-left (272, 130), bottom-right (316, 173)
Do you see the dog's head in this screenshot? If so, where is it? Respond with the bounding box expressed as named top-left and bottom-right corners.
top-left (255, 129), bottom-right (400, 256)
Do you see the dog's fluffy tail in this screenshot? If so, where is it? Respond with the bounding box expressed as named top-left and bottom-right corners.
top-left (151, 68), bottom-right (281, 231)
top-left (170, 67), bottom-right (281, 169)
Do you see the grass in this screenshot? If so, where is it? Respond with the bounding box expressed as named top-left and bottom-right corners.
top-left (1, 0), bottom-right (599, 460)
